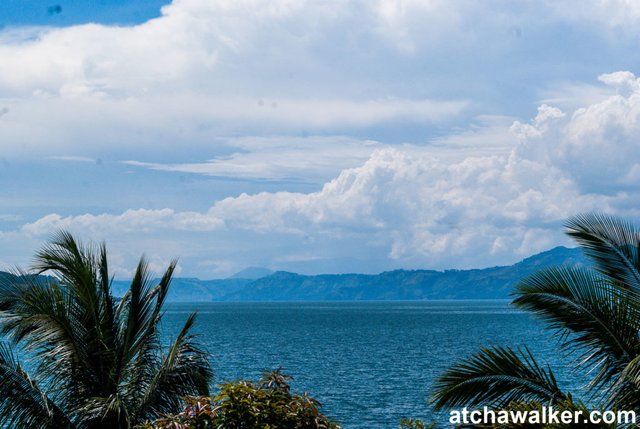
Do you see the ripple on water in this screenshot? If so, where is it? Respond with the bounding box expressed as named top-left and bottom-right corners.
top-left (160, 301), bottom-right (568, 428)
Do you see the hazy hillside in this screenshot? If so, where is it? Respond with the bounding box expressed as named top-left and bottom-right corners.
top-left (111, 277), bottom-right (252, 302)
top-left (1, 246), bottom-right (587, 301)
top-left (228, 267), bottom-right (274, 279)
top-left (114, 246), bottom-right (587, 301)
top-left (225, 246), bottom-right (587, 301)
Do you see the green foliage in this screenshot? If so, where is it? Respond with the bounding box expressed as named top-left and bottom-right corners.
top-left (432, 346), bottom-right (567, 410)
top-left (431, 213), bottom-right (640, 425)
top-left (0, 231), bottom-right (212, 428)
top-left (399, 417), bottom-right (437, 428)
top-left (141, 369), bottom-right (341, 429)
top-left (137, 396), bottom-right (215, 429)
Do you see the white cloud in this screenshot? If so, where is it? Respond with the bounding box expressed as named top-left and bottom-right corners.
top-left (207, 148), bottom-right (598, 267)
top-left (0, 93), bottom-right (467, 158)
top-left (513, 72), bottom-right (640, 194)
top-left (20, 71), bottom-right (640, 274)
top-left (122, 121), bottom-right (520, 183)
top-left (22, 208), bottom-right (223, 237)
top-left (0, 0), bottom-right (471, 148)
top-left (4, 0), bottom-right (640, 160)
top-left (48, 155), bottom-right (97, 163)
top-left (15, 69), bottom-right (640, 274)
top-left (123, 136), bottom-right (382, 181)
top-left (5, 1), bottom-right (640, 275)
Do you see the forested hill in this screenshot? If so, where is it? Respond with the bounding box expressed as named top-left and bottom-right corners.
top-left (0, 246), bottom-right (586, 301)
top-left (107, 245), bottom-right (587, 301)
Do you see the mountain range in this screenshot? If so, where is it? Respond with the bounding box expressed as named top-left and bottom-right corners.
top-left (0, 246), bottom-right (587, 301)
top-left (105, 246), bottom-right (587, 301)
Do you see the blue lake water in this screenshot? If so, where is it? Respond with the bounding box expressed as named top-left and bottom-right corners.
top-left (160, 301), bottom-right (569, 428)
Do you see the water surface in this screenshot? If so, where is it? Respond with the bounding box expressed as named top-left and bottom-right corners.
top-left (161, 301), bottom-right (566, 428)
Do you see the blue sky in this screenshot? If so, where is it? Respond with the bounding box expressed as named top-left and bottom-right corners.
top-left (1, 0), bottom-right (167, 27)
top-left (1, 0), bottom-right (640, 278)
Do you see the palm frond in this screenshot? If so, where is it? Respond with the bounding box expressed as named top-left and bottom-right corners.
top-left (32, 230), bottom-right (100, 314)
top-left (0, 231), bottom-right (210, 427)
top-left (131, 312), bottom-right (212, 422)
top-left (117, 261), bottom-right (177, 407)
top-left (609, 352), bottom-right (640, 410)
top-left (0, 342), bottom-right (73, 429)
top-left (116, 257), bottom-right (155, 373)
top-left (431, 345), bottom-right (567, 410)
top-left (0, 273), bottom-right (93, 403)
top-left (565, 213), bottom-right (640, 292)
top-left (513, 266), bottom-right (640, 390)
top-left (97, 243), bottom-right (116, 356)
top-left (27, 233), bottom-right (120, 398)
top-left (129, 259), bottom-right (177, 359)
top-left (74, 394), bottom-right (131, 428)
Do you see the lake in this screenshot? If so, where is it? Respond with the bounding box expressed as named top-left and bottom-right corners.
top-left (161, 301), bottom-right (569, 428)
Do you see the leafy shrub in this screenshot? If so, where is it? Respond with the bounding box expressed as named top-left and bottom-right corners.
top-left (140, 369), bottom-right (341, 429)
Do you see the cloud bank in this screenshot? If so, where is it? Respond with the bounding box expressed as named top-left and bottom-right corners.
top-left (3, 0), bottom-right (640, 276)
top-left (2, 0), bottom-right (639, 158)
top-left (17, 72), bottom-right (640, 275)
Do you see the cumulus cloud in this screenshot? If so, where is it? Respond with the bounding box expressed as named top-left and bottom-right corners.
top-left (0, 0), bottom-right (468, 94)
top-left (5, 0), bottom-right (640, 275)
top-left (513, 72), bottom-right (640, 194)
top-left (207, 147), bottom-right (597, 267)
top-left (22, 208), bottom-right (223, 236)
top-left (19, 72), bottom-right (640, 274)
top-left (196, 73), bottom-right (640, 269)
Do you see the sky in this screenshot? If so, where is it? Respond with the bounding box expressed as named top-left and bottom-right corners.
top-left (1, 0), bottom-right (640, 278)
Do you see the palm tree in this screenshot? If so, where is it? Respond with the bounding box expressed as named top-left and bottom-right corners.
top-left (0, 231), bottom-right (212, 428)
top-left (431, 213), bottom-right (640, 420)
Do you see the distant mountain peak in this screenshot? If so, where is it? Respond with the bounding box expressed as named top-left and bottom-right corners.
top-left (517, 246), bottom-right (585, 266)
top-left (228, 267), bottom-right (274, 280)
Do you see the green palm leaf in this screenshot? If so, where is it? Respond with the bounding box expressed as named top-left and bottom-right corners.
top-left (610, 354), bottom-right (640, 411)
top-left (0, 231), bottom-right (213, 428)
top-left (0, 342), bottom-right (72, 428)
top-left (30, 233), bottom-right (122, 400)
top-left (131, 312), bottom-right (211, 422)
top-left (431, 345), bottom-right (567, 410)
top-left (32, 231), bottom-right (101, 316)
top-left (115, 259), bottom-right (177, 398)
top-left (0, 273), bottom-right (94, 409)
top-left (565, 213), bottom-right (640, 292)
top-left (433, 213), bottom-right (640, 416)
top-left (513, 266), bottom-right (640, 391)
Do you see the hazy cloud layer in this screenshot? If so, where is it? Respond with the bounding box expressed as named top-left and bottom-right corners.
top-left (1, 0), bottom-right (639, 157)
top-left (17, 73), bottom-right (640, 275)
top-left (3, 0), bottom-right (640, 276)
top-left (122, 136), bottom-right (383, 182)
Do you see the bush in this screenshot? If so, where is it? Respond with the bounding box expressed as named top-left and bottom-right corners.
top-left (399, 418), bottom-right (438, 428)
top-left (140, 369), bottom-right (341, 429)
